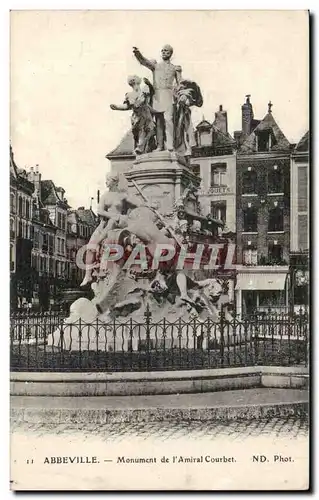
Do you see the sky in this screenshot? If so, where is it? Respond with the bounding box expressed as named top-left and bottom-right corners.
top-left (10, 10), bottom-right (309, 210)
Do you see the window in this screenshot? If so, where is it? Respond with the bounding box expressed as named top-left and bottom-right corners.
top-left (10, 219), bottom-right (15, 239)
top-left (257, 130), bottom-right (270, 152)
top-left (22, 198), bottom-right (26, 217)
top-left (49, 235), bottom-right (54, 254)
top-left (268, 166), bottom-right (283, 193)
top-left (18, 197), bottom-right (22, 216)
top-left (268, 207), bottom-right (283, 232)
top-left (298, 166), bottom-right (308, 212)
top-left (57, 212), bottom-right (62, 229)
top-left (25, 200), bottom-right (30, 219)
top-left (33, 230), bottom-right (39, 249)
top-left (49, 257), bottom-right (54, 274)
top-left (18, 220), bottom-right (23, 237)
top-left (192, 164), bottom-right (200, 177)
top-left (243, 207), bottom-right (258, 232)
top-left (43, 234), bottom-right (48, 252)
top-left (211, 163), bottom-right (226, 186)
top-left (40, 256), bottom-right (45, 273)
top-left (298, 214), bottom-right (308, 250)
top-left (10, 193), bottom-right (15, 213)
top-left (243, 248), bottom-right (257, 266)
top-left (268, 243), bottom-right (283, 264)
top-left (61, 239), bottom-right (65, 255)
top-left (259, 290), bottom-right (285, 308)
top-left (242, 170), bottom-right (257, 194)
top-left (199, 131), bottom-right (211, 146)
top-left (10, 244), bottom-right (14, 272)
top-left (31, 254), bottom-right (37, 270)
top-left (211, 201), bottom-right (226, 223)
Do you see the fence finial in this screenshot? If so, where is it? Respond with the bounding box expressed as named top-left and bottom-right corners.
top-left (144, 303), bottom-right (152, 321)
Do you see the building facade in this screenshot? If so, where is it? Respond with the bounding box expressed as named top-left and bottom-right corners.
top-left (10, 147), bottom-right (96, 311)
top-left (10, 147), bottom-right (34, 308)
top-left (67, 207), bottom-right (97, 286)
top-left (235, 97), bottom-right (291, 316)
top-left (289, 130), bottom-right (309, 310)
top-left (190, 105), bottom-right (236, 234)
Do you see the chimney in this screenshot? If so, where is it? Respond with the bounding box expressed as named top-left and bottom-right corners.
top-left (27, 165), bottom-right (42, 192)
top-left (56, 186), bottom-right (65, 199)
top-left (213, 104), bottom-right (228, 134)
top-left (234, 130), bottom-right (242, 147)
top-left (241, 94), bottom-right (254, 136)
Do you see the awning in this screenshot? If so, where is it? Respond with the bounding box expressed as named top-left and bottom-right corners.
top-left (235, 273), bottom-right (287, 291)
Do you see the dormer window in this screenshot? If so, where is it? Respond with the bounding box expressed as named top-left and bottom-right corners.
top-left (199, 130), bottom-right (211, 146)
top-left (257, 130), bottom-right (271, 152)
top-left (256, 128), bottom-right (277, 152)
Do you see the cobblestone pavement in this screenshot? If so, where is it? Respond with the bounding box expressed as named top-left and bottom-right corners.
top-left (11, 416), bottom-right (308, 442)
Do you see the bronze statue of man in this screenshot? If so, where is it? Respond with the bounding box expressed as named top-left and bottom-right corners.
top-left (133, 44), bottom-right (182, 152)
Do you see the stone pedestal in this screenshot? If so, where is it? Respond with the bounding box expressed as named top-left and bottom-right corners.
top-left (125, 151), bottom-right (200, 215)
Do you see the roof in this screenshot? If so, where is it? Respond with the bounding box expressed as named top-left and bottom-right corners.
top-left (211, 125), bottom-right (236, 149)
top-left (239, 111), bottom-right (291, 154)
top-left (76, 208), bottom-right (97, 226)
top-left (10, 145), bottom-right (18, 180)
top-left (192, 124), bottom-right (236, 156)
top-left (295, 130), bottom-right (309, 152)
top-left (41, 180), bottom-right (70, 207)
top-left (196, 119), bottom-right (212, 130)
top-left (106, 130), bottom-right (135, 158)
top-left (107, 118), bottom-right (236, 159)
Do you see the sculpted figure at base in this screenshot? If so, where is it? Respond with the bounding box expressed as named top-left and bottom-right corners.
top-left (80, 174), bottom-right (174, 289)
top-left (110, 75), bottom-right (155, 154)
top-left (133, 44), bottom-right (182, 152)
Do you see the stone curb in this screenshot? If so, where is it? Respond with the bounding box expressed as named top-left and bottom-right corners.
top-left (11, 366), bottom-right (309, 397)
top-left (11, 401), bottom-right (308, 424)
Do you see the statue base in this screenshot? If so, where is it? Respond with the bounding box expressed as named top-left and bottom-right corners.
top-left (125, 150), bottom-right (200, 215)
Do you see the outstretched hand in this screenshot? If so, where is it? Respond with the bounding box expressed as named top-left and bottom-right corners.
top-left (110, 104), bottom-right (117, 110)
top-left (143, 77), bottom-right (152, 85)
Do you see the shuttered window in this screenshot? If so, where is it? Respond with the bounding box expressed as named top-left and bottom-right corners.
top-left (298, 214), bottom-right (308, 250)
top-left (298, 167), bottom-right (308, 212)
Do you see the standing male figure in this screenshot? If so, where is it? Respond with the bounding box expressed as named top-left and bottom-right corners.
top-left (133, 44), bottom-right (182, 152)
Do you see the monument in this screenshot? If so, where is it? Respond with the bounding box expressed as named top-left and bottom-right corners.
top-left (49, 44), bottom-right (232, 351)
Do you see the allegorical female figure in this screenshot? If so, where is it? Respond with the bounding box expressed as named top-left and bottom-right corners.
top-left (173, 79), bottom-right (203, 157)
top-left (110, 75), bottom-right (156, 154)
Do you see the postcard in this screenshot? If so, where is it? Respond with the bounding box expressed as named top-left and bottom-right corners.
top-left (10, 10), bottom-right (309, 490)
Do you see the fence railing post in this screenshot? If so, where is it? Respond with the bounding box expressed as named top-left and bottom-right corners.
top-left (144, 303), bottom-right (152, 371)
top-left (220, 305), bottom-right (225, 367)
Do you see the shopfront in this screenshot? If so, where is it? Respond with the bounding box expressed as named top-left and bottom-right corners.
top-left (235, 266), bottom-right (289, 317)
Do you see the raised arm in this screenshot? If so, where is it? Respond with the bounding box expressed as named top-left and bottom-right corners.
top-left (133, 47), bottom-right (155, 71)
top-left (110, 103), bottom-right (130, 111)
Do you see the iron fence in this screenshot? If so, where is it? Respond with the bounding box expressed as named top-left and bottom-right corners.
top-left (10, 307), bottom-right (309, 372)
